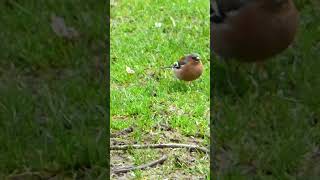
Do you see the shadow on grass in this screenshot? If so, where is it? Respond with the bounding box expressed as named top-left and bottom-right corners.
top-left (166, 80), bottom-right (190, 93)
top-left (214, 60), bottom-right (254, 98)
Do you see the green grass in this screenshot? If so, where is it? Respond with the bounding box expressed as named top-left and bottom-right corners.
top-left (3, 0), bottom-right (317, 179)
top-left (0, 1), bottom-right (107, 178)
top-left (110, 0), bottom-right (210, 178)
top-left (213, 0), bottom-right (320, 178)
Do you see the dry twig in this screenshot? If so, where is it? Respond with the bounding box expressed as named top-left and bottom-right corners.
top-left (112, 155), bottom-right (168, 174)
top-left (110, 143), bottom-right (209, 154)
top-left (110, 126), bottom-right (134, 138)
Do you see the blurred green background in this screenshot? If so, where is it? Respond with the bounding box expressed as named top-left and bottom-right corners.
top-left (213, 0), bottom-right (320, 178)
top-left (0, 1), bottom-right (107, 179)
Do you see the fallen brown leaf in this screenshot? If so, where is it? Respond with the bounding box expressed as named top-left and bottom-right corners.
top-left (51, 14), bottom-right (79, 39)
top-left (126, 66), bottom-right (135, 74)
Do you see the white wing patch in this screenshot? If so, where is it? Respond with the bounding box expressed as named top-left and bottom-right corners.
top-left (172, 62), bottom-right (182, 69)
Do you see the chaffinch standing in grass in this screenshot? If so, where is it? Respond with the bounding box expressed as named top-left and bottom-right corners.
top-left (211, 0), bottom-right (299, 62)
top-left (163, 53), bottom-right (204, 81)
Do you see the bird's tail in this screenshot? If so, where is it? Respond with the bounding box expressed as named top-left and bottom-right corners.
top-left (161, 66), bottom-right (173, 69)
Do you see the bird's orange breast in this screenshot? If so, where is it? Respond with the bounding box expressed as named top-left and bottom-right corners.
top-left (174, 63), bottom-right (203, 81)
top-left (212, 0), bottom-right (299, 62)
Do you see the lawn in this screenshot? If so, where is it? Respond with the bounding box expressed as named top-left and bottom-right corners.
top-left (110, 0), bottom-right (210, 178)
top-left (0, 1), bottom-right (107, 179)
top-left (2, 0), bottom-right (316, 179)
top-left (213, 0), bottom-right (320, 178)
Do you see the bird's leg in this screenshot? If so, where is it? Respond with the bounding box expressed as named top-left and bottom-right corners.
top-left (185, 81), bottom-right (192, 91)
top-left (224, 59), bottom-right (237, 94)
top-left (255, 61), bottom-right (268, 79)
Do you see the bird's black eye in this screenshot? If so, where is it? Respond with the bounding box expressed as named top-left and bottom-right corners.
top-left (191, 56), bottom-right (200, 61)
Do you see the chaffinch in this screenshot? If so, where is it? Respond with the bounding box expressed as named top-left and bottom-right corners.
top-left (164, 53), bottom-right (204, 81)
top-left (211, 0), bottom-right (299, 62)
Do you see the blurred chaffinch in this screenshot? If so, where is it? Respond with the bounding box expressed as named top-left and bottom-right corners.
top-left (164, 53), bottom-right (204, 81)
top-left (211, 0), bottom-right (299, 62)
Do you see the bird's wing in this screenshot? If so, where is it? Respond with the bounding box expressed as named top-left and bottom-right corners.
top-left (211, 0), bottom-right (224, 23)
top-left (173, 56), bottom-right (189, 69)
top-left (211, 0), bottom-right (254, 23)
